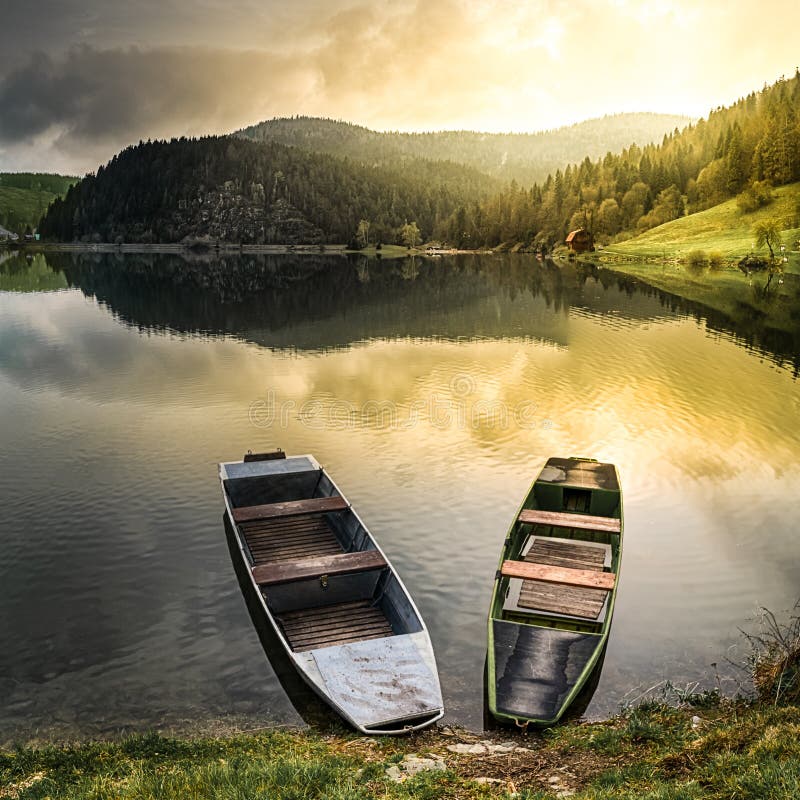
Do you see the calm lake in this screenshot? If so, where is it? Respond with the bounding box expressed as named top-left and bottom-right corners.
top-left (1, 250), bottom-right (798, 742)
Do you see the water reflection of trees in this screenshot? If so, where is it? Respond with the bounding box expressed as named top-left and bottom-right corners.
top-left (28, 250), bottom-right (800, 374)
top-left (582, 261), bottom-right (800, 377)
top-left (48, 252), bottom-right (583, 348)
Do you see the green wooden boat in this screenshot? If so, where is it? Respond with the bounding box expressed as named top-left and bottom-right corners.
top-left (487, 457), bottom-right (623, 727)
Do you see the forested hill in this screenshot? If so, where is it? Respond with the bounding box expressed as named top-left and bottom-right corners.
top-left (441, 71), bottom-right (800, 249)
top-left (238, 113), bottom-right (692, 185)
top-left (38, 137), bottom-right (494, 245)
top-left (38, 73), bottom-right (800, 248)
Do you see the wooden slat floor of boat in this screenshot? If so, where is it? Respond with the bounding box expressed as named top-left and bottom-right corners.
top-left (240, 515), bottom-right (343, 565)
top-left (276, 600), bottom-right (394, 651)
top-left (518, 539), bottom-right (610, 619)
top-left (528, 539), bottom-right (606, 571)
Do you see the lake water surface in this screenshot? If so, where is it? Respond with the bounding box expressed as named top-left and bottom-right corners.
top-left (1, 250), bottom-right (798, 742)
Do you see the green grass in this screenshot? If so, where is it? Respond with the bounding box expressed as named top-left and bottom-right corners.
top-left (586, 184), bottom-right (800, 337)
top-left (0, 174), bottom-right (76, 234)
top-left (602, 183), bottom-right (800, 262)
top-left (3, 700), bottom-right (800, 799)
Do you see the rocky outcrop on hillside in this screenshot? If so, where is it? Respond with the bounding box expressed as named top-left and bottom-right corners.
top-left (173, 184), bottom-right (324, 245)
top-left (66, 181), bottom-right (325, 245)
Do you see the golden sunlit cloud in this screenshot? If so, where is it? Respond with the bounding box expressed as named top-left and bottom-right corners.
top-left (0, 0), bottom-right (797, 172)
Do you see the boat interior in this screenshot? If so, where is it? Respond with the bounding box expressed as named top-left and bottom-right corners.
top-left (223, 459), bottom-right (422, 652)
top-left (498, 458), bottom-right (622, 635)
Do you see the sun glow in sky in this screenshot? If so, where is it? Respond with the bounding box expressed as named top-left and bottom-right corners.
top-left (0, 0), bottom-right (798, 173)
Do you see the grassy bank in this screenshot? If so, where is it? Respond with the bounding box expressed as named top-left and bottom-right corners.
top-left (579, 184), bottom-right (800, 339)
top-left (2, 697), bottom-right (799, 799)
top-left (602, 183), bottom-right (800, 263)
top-left (9, 604), bottom-right (800, 799)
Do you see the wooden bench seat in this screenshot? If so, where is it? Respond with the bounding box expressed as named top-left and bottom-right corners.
top-left (500, 560), bottom-right (616, 591)
top-left (233, 496), bottom-right (348, 524)
top-left (518, 508), bottom-right (621, 534)
top-left (252, 549), bottom-right (387, 586)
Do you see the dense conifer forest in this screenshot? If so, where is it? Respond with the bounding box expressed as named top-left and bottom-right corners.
top-left (39, 73), bottom-right (800, 248)
top-left (449, 71), bottom-right (800, 249)
top-left (39, 139), bottom-right (494, 245)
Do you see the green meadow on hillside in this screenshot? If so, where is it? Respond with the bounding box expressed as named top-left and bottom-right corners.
top-left (603, 183), bottom-right (800, 263)
top-left (593, 184), bottom-right (800, 338)
top-left (0, 174), bottom-right (77, 235)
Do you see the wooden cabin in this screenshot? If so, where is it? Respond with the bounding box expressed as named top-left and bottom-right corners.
top-left (565, 229), bottom-right (594, 253)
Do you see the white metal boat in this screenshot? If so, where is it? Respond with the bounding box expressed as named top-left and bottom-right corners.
top-left (219, 450), bottom-right (444, 734)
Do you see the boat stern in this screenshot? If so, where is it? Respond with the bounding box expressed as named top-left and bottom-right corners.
top-left (298, 633), bottom-right (444, 734)
top-left (533, 456), bottom-right (621, 519)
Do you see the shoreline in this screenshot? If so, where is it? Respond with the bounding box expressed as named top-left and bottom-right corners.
top-left (2, 696), bottom-right (798, 798)
top-left (7, 241), bottom-right (495, 258)
top-left (14, 242), bottom-right (351, 255)
top-left (7, 241), bottom-right (798, 339)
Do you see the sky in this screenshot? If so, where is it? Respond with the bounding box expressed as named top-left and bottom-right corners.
top-left (0, 0), bottom-right (798, 175)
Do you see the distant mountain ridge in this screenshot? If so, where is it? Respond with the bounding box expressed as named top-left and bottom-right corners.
top-left (47, 69), bottom-right (800, 250)
top-left (238, 113), bottom-right (693, 185)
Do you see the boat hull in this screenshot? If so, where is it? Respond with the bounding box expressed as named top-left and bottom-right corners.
top-left (220, 453), bottom-right (444, 734)
top-left (486, 456), bottom-right (623, 727)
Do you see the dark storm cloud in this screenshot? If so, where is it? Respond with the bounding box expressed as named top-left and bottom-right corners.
top-left (0, 52), bottom-right (90, 141)
top-left (0, 1), bottom-right (475, 169)
top-left (0, 45), bottom-right (307, 150)
top-left (1, 0), bottom-right (798, 173)
top-left (0, 0), bottom-right (319, 69)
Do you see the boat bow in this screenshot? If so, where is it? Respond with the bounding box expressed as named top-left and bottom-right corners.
top-left (492, 620), bottom-right (600, 724)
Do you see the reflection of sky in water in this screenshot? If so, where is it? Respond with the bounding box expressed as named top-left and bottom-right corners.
top-left (0, 254), bottom-right (798, 740)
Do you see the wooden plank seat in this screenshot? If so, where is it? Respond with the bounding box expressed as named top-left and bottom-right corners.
top-left (501, 560), bottom-right (616, 591)
top-left (538, 457), bottom-right (620, 491)
top-left (518, 508), bottom-right (621, 534)
top-left (517, 539), bottom-right (609, 619)
top-left (253, 549), bottom-right (387, 586)
top-left (233, 495), bottom-right (348, 524)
